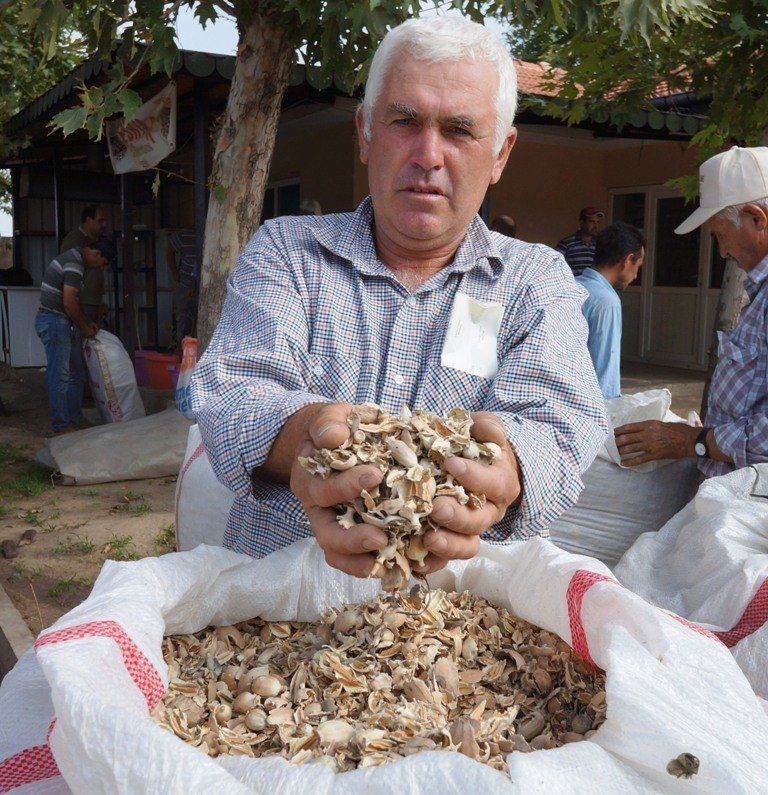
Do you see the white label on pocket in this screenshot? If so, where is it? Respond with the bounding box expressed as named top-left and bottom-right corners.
top-left (441, 293), bottom-right (504, 379)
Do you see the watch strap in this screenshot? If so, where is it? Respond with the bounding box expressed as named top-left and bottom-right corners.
top-left (695, 427), bottom-right (710, 458)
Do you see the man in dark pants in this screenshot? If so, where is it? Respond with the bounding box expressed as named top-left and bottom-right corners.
top-left (35, 245), bottom-right (107, 434)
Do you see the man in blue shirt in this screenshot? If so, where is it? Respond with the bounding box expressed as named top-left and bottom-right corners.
top-left (577, 222), bottom-right (645, 399)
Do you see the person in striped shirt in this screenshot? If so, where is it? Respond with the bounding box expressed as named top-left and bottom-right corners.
top-left (556, 207), bottom-right (605, 277)
top-left (35, 245), bottom-right (107, 434)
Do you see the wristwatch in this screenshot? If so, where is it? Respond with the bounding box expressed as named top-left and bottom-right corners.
top-left (694, 427), bottom-right (710, 459)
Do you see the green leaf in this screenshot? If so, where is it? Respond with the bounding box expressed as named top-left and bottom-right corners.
top-left (213, 184), bottom-right (227, 204)
top-left (51, 106), bottom-right (87, 136)
top-left (117, 88), bottom-right (142, 121)
top-left (151, 171), bottom-right (161, 198)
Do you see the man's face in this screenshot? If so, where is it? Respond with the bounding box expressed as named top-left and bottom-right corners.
top-left (84, 208), bottom-right (107, 239)
top-left (356, 55), bottom-right (516, 259)
top-left (82, 247), bottom-right (106, 269)
top-left (706, 208), bottom-right (768, 272)
top-left (580, 215), bottom-right (601, 237)
top-left (616, 247), bottom-right (644, 290)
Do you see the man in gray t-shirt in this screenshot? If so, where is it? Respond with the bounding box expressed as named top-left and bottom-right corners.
top-left (35, 245), bottom-right (107, 434)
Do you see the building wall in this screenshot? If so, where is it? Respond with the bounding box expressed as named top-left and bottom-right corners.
top-left (488, 136), bottom-right (697, 248)
top-left (269, 120), bottom-right (357, 214)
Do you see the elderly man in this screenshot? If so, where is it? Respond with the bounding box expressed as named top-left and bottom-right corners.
top-left (615, 146), bottom-right (768, 474)
top-left (192, 16), bottom-right (607, 578)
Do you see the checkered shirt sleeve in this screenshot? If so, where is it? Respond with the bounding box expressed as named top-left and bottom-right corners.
top-left (190, 231), bottom-right (331, 499)
top-left (704, 261), bottom-right (768, 476)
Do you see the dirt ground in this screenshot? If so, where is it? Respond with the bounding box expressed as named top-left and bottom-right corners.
top-left (0, 365), bottom-right (177, 635)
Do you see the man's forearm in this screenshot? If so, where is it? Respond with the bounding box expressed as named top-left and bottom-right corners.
top-left (63, 301), bottom-right (92, 331)
top-left (253, 403), bottom-right (326, 483)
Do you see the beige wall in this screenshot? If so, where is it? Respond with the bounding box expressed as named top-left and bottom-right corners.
top-left (269, 121), bottom-right (357, 214)
top-left (489, 135), bottom-right (698, 247)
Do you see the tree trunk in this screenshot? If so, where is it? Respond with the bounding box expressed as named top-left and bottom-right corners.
top-left (196, 12), bottom-right (295, 352)
top-left (700, 257), bottom-right (747, 420)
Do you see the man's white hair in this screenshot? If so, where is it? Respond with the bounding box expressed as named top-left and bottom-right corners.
top-left (361, 16), bottom-right (518, 155)
top-left (714, 197), bottom-right (768, 227)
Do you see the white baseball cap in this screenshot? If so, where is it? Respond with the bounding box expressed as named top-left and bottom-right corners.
top-left (675, 146), bottom-right (768, 235)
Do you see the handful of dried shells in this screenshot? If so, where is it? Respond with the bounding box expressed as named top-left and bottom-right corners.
top-left (153, 589), bottom-right (607, 774)
top-left (299, 406), bottom-right (501, 590)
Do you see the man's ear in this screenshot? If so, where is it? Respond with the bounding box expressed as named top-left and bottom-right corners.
top-left (490, 128), bottom-right (517, 185)
top-left (743, 203), bottom-right (768, 231)
top-left (355, 107), bottom-right (370, 165)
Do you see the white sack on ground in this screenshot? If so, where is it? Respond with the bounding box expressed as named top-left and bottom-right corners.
top-left (616, 465), bottom-right (768, 700)
top-left (83, 330), bottom-right (145, 423)
top-left (548, 390), bottom-right (700, 567)
top-left (548, 457), bottom-right (700, 569)
top-left (175, 424), bottom-right (233, 550)
top-left (36, 407), bottom-right (192, 485)
top-left (2, 540), bottom-right (765, 793)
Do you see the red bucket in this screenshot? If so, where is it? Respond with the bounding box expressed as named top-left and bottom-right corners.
top-left (146, 352), bottom-right (180, 390)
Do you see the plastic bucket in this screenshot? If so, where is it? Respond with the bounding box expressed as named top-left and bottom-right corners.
top-left (146, 353), bottom-right (180, 390)
top-left (167, 363), bottom-right (182, 390)
top-left (134, 350), bottom-right (151, 386)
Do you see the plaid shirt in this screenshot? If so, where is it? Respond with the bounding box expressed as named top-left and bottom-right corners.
top-left (191, 198), bottom-right (608, 558)
top-left (705, 253), bottom-right (768, 477)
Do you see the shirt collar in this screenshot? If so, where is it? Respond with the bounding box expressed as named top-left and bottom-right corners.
top-left (310, 196), bottom-right (501, 281)
top-left (580, 267), bottom-right (613, 288)
top-left (744, 252), bottom-right (768, 300)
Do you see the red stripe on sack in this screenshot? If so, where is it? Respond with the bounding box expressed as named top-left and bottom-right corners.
top-left (0, 742), bottom-right (60, 794)
top-left (713, 578), bottom-right (768, 648)
top-left (36, 620), bottom-right (166, 709)
top-left (174, 441), bottom-right (205, 549)
top-left (667, 613), bottom-right (724, 645)
top-left (566, 570), bottom-right (615, 666)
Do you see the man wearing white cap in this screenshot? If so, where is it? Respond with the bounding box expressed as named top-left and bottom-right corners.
top-left (615, 146), bottom-right (768, 475)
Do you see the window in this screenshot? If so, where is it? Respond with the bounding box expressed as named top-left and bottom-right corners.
top-left (611, 192), bottom-right (646, 285)
top-left (654, 197), bottom-right (700, 288)
top-left (261, 181), bottom-right (301, 223)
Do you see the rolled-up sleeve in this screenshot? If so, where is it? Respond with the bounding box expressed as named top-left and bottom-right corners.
top-left (713, 411), bottom-right (768, 469)
top-left (190, 230), bottom-right (330, 497)
top-left (483, 258), bottom-right (608, 539)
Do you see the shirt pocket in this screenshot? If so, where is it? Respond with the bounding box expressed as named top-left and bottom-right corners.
top-left (417, 363), bottom-right (493, 415)
top-left (299, 352), bottom-right (362, 403)
top-left (712, 335), bottom-right (761, 415)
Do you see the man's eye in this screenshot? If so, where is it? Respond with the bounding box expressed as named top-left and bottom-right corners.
top-left (447, 126), bottom-right (471, 137)
top-left (393, 118), bottom-right (415, 126)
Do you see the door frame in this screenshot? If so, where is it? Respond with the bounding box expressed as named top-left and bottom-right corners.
top-left (609, 184), bottom-right (715, 369)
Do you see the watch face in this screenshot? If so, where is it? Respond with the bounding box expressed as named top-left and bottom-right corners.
top-left (695, 441), bottom-right (706, 457)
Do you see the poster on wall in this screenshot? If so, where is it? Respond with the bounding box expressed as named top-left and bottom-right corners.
top-left (106, 82), bottom-right (177, 175)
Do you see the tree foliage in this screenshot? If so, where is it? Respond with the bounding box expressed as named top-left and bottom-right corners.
top-left (1, 0), bottom-right (714, 147)
top-left (506, 0), bottom-right (768, 195)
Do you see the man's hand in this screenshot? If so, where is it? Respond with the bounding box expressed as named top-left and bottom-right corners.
top-left (80, 321), bottom-right (99, 339)
top-left (420, 411), bottom-right (522, 575)
top-left (289, 404), bottom-right (387, 578)
top-left (614, 420), bottom-right (698, 466)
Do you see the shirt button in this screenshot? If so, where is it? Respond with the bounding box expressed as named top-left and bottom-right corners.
top-left (394, 374), bottom-right (404, 385)
top-left (312, 364), bottom-right (324, 377)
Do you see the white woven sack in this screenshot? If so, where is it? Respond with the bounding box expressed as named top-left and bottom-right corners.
top-left (36, 407), bottom-right (191, 486)
top-left (548, 390), bottom-right (701, 567)
top-left (82, 330), bottom-right (145, 423)
top-left (175, 424), bottom-right (233, 550)
top-left (2, 540), bottom-right (766, 793)
top-left (616, 464), bottom-right (768, 700)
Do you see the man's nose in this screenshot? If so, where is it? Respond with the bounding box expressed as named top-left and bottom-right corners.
top-left (411, 126), bottom-right (444, 172)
